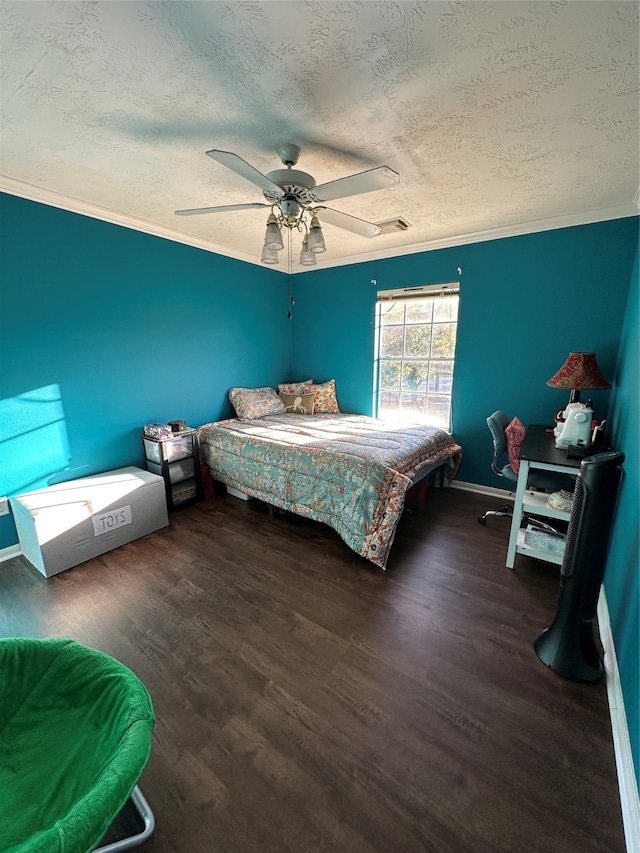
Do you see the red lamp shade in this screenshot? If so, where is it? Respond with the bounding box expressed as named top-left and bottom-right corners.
top-left (547, 352), bottom-right (610, 403)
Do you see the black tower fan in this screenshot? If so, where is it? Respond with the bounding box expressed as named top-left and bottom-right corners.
top-left (534, 450), bottom-right (625, 682)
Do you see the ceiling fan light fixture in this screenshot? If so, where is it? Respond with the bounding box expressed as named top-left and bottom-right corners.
top-left (300, 234), bottom-right (317, 266)
top-left (179, 143), bottom-right (398, 263)
top-left (307, 215), bottom-right (326, 253)
top-left (261, 245), bottom-right (279, 265)
top-left (264, 213), bottom-right (284, 251)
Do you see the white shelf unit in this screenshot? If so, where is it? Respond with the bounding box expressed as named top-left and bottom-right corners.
top-left (521, 489), bottom-right (572, 522)
top-left (506, 459), bottom-right (578, 569)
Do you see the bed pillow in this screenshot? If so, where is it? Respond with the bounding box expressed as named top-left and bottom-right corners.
top-left (228, 386), bottom-right (285, 419)
top-left (505, 416), bottom-right (526, 474)
top-left (279, 392), bottom-right (315, 415)
top-left (309, 379), bottom-right (340, 414)
top-left (278, 379), bottom-right (313, 394)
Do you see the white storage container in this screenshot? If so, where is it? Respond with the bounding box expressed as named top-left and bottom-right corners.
top-left (10, 466), bottom-right (169, 578)
top-left (226, 485), bottom-right (252, 500)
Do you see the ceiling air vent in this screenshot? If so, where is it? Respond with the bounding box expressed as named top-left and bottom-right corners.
top-left (375, 217), bottom-right (411, 235)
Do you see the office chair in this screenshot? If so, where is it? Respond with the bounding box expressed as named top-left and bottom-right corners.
top-left (478, 410), bottom-right (572, 525)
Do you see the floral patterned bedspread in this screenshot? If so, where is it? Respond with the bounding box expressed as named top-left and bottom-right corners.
top-left (198, 414), bottom-right (462, 569)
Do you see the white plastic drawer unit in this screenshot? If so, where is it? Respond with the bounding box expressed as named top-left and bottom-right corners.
top-left (171, 481), bottom-right (198, 505)
top-left (146, 457), bottom-right (195, 484)
top-left (10, 466), bottom-right (169, 577)
top-left (142, 435), bottom-right (193, 464)
top-left (141, 429), bottom-right (203, 511)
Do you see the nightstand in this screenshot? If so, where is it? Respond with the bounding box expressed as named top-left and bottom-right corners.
top-left (142, 429), bottom-right (203, 511)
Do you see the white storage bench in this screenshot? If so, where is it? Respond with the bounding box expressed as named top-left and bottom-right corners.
top-left (10, 466), bottom-right (169, 578)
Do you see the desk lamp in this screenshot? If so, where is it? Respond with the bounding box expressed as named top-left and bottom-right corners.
top-left (546, 352), bottom-right (610, 449)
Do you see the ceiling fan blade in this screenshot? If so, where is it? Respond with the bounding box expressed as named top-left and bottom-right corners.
top-left (206, 149), bottom-right (284, 195)
top-left (175, 202), bottom-right (269, 216)
top-left (311, 166), bottom-right (399, 203)
top-left (314, 207), bottom-right (382, 238)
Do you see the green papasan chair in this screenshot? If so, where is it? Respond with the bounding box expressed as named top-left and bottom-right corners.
top-left (0, 638), bottom-right (155, 853)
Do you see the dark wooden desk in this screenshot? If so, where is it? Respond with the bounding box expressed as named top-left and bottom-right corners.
top-left (506, 424), bottom-right (581, 568)
top-left (519, 424), bottom-right (584, 471)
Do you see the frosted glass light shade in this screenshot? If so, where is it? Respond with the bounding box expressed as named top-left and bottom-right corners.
top-left (299, 235), bottom-right (317, 266)
top-left (307, 215), bottom-right (326, 253)
top-left (261, 245), bottom-right (279, 265)
top-left (264, 213), bottom-right (284, 251)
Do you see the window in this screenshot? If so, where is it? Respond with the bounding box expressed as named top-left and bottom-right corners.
top-left (374, 283), bottom-right (459, 429)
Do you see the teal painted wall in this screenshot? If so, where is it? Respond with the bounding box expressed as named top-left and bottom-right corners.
top-left (290, 215), bottom-right (639, 793)
top-left (0, 193), bottom-right (290, 548)
top-left (1, 193), bottom-right (637, 791)
top-left (290, 218), bottom-right (639, 488)
top-left (606, 236), bottom-right (639, 789)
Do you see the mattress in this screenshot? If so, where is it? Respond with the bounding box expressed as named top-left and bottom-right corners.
top-left (198, 413), bottom-right (462, 568)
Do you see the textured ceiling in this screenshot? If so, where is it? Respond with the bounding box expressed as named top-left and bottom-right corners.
top-left (1, 1), bottom-right (638, 272)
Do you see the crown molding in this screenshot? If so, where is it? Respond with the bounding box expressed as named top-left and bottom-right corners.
top-left (0, 175), bottom-right (269, 270)
top-left (1, 175), bottom-right (637, 277)
top-left (298, 201), bottom-right (640, 273)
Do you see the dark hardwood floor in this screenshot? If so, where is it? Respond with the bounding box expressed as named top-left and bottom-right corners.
top-left (0, 489), bottom-right (626, 853)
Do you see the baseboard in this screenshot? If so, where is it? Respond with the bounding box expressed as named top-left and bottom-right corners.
top-left (598, 588), bottom-right (640, 853)
top-left (0, 544), bottom-right (22, 563)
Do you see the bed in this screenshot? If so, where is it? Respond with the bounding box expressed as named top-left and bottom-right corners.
top-left (197, 413), bottom-right (462, 569)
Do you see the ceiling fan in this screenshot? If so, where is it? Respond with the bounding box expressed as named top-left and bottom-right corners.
top-left (175, 143), bottom-right (399, 265)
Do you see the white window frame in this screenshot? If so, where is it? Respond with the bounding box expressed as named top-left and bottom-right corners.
top-left (373, 282), bottom-right (460, 430)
